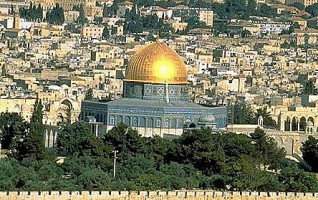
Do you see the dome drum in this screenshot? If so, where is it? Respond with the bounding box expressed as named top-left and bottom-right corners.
top-left (123, 81), bottom-right (189, 101)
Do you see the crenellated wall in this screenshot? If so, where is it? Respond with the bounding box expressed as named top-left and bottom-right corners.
top-left (1, 191), bottom-right (318, 200)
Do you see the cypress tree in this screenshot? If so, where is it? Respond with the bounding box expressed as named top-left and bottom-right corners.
top-left (15, 98), bottom-right (45, 161)
top-left (102, 25), bottom-right (110, 39)
top-left (46, 4), bottom-right (65, 25)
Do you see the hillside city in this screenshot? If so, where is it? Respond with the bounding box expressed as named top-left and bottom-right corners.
top-left (0, 0), bottom-right (318, 196)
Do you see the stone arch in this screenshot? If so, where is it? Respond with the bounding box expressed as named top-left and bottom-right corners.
top-left (149, 118), bottom-right (154, 128)
top-left (165, 118), bottom-right (170, 128)
top-left (275, 136), bottom-right (284, 149)
top-left (101, 114), bottom-right (104, 123)
top-left (124, 116), bottom-right (131, 126)
top-left (258, 116), bottom-right (263, 127)
top-left (300, 117), bottom-right (306, 131)
top-left (307, 126), bottom-right (314, 134)
top-left (49, 129), bottom-right (54, 148)
top-left (285, 137), bottom-right (294, 155)
top-left (59, 98), bottom-right (74, 124)
top-left (292, 116), bottom-right (298, 131)
top-left (54, 131), bottom-right (58, 146)
top-left (156, 118), bottom-right (162, 128)
top-left (109, 115), bottom-right (115, 125)
top-left (189, 123), bottom-right (196, 128)
top-left (117, 116), bottom-right (123, 124)
top-left (132, 117), bottom-right (138, 127)
top-left (60, 98), bottom-right (73, 110)
top-left (14, 104), bottom-right (21, 113)
top-left (140, 117), bottom-right (146, 127)
top-left (308, 117), bottom-right (314, 125)
top-left (285, 116), bottom-right (291, 131)
top-left (171, 118), bottom-right (177, 129)
top-left (45, 129), bottom-right (49, 147)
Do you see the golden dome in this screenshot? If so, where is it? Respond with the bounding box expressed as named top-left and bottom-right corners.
top-left (126, 42), bottom-right (187, 84)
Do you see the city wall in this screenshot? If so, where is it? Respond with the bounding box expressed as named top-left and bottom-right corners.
top-left (1, 191), bottom-right (318, 200)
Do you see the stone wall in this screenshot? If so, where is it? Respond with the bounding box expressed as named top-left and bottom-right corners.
top-left (1, 191), bottom-right (318, 200)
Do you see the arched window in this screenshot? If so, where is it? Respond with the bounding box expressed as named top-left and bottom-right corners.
top-left (125, 116), bottom-right (131, 126)
top-left (117, 116), bottom-right (123, 124)
top-left (165, 118), bottom-right (170, 128)
top-left (171, 118), bottom-right (177, 128)
top-left (109, 116), bottom-right (115, 125)
top-left (133, 117), bottom-right (138, 127)
top-left (141, 117), bottom-right (146, 127)
top-left (156, 118), bottom-right (161, 128)
top-left (101, 114), bottom-right (104, 123)
top-left (149, 118), bottom-right (154, 128)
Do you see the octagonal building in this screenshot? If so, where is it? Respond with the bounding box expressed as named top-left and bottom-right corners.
top-left (81, 42), bottom-right (227, 137)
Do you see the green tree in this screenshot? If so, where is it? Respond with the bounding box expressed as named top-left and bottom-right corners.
top-left (19, 3), bottom-right (43, 21)
top-left (0, 113), bottom-right (27, 149)
top-left (104, 123), bottom-right (148, 160)
top-left (102, 4), bottom-right (108, 17)
top-left (46, 3), bottom-right (65, 25)
top-left (94, 17), bottom-right (103, 25)
top-left (232, 101), bottom-right (256, 124)
top-left (74, 4), bottom-right (88, 25)
top-left (258, 4), bottom-right (277, 17)
top-left (57, 122), bottom-right (110, 156)
top-left (37, 4), bottom-right (43, 20)
top-left (184, 15), bottom-right (207, 33)
top-left (175, 128), bottom-right (226, 175)
top-left (134, 34), bottom-right (141, 42)
top-left (0, 159), bottom-right (20, 190)
top-left (220, 132), bottom-right (254, 159)
top-left (301, 136), bottom-right (318, 172)
top-left (225, 0), bottom-right (247, 19)
top-left (303, 79), bottom-right (316, 95)
top-left (102, 25), bottom-right (110, 39)
top-left (241, 29), bottom-right (252, 38)
top-left (10, 4), bottom-right (14, 15)
top-left (250, 128), bottom-right (285, 170)
top-left (159, 162), bottom-right (200, 189)
top-left (279, 165), bottom-right (318, 192)
top-left (305, 3), bottom-right (318, 16)
top-left (254, 108), bottom-right (277, 127)
top-left (85, 88), bottom-right (94, 100)
top-left (291, 2), bottom-right (305, 10)
top-left (228, 156), bottom-right (284, 191)
top-left (18, 99), bottom-right (45, 161)
top-left (246, 0), bottom-right (257, 16)
top-left (77, 168), bottom-right (111, 190)
top-left (212, 3), bottom-right (226, 19)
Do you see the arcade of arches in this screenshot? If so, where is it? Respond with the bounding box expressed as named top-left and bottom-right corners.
top-left (280, 112), bottom-right (316, 134)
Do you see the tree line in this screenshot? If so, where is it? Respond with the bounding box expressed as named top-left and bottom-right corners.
top-left (0, 105), bottom-right (317, 191)
top-left (19, 3), bottom-right (43, 22)
top-left (123, 8), bottom-right (172, 38)
top-left (19, 3), bottom-right (66, 25)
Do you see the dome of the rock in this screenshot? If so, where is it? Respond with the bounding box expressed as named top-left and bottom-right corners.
top-left (125, 42), bottom-right (188, 85)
